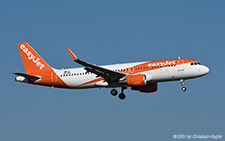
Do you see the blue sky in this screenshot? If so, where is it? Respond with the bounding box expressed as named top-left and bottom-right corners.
top-left (1, 0), bottom-right (225, 140)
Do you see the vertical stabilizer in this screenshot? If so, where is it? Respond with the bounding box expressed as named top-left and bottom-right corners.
top-left (16, 42), bottom-right (69, 88)
top-left (17, 42), bottom-right (52, 75)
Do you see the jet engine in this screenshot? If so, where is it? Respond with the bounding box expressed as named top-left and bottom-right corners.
top-left (119, 74), bottom-right (153, 86)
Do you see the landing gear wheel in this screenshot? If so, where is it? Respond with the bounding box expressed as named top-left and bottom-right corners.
top-left (118, 93), bottom-right (126, 100)
top-left (180, 79), bottom-right (187, 92)
top-left (182, 87), bottom-right (187, 92)
top-left (110, 89), bottom-right (118, 96)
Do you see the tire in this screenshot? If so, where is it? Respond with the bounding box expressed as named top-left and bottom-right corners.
top-left (110, 89), bottom-right (118, 96)
top-left (118, 93), bottom-right (126, 100)
top-left (182, 87), bottom-right (187, 92)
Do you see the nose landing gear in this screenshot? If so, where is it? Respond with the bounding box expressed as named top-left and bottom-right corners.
top-left (180, 79), bottom-right (187, 92)
top-left (182, 86), bottom-right (187, 91)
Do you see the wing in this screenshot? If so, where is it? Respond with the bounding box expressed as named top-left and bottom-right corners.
top-left (67, 48), bottom-right (126, 84)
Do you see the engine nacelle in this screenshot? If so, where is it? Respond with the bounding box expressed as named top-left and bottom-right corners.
top-left (131, 83), bottom-right (157, 93)
top-left (119, 73), bottom-right (153, 86)
top-left (119, 74), bottom-right (146, 86)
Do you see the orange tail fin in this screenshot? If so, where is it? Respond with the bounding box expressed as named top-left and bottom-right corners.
top-left (17, 42), bottom-right (52, 75)
top-left (16, 42), bottom-right (69, 88)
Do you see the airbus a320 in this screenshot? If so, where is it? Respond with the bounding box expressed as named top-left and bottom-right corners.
top-left (14, 42), bottom-right (209, 100)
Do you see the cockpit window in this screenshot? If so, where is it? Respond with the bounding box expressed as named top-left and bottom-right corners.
top-left (191, 62), bottom-right (201, 65)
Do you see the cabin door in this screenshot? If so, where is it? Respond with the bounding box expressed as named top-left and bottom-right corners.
top-left (51, 71), bottom-right (58, 83)
top-left (178, 60), bottom-right (184, 71)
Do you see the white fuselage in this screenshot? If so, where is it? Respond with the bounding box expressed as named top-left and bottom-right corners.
top-left (53, 61), bottom-right (209, 89)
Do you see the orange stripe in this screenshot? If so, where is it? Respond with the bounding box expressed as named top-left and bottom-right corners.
top-left (119, 59), bottom-right (197, 74)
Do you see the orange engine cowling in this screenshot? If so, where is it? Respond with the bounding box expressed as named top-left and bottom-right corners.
top-left (119, 74), bottom-right (146, 86)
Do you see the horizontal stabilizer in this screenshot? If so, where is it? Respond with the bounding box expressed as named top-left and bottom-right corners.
top-left (13, 72), bottom-right (41, 81)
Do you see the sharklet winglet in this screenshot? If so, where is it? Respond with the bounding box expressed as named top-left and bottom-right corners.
top-left (67, 48), bottom-right (78, 60)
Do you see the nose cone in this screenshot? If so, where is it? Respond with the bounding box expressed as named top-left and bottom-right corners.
top-left (202, 66), bottom-right (210, 75)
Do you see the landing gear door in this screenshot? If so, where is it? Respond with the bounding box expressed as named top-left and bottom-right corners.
top-left (178, 60), bottom-right (184, 71)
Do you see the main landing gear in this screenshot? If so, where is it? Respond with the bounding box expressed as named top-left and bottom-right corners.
top-left (180, 79), bottom-right (187, 92)
top-left (110, 87), bottom-right (127, 100)
top-left (110, 89), bottom-right (118, 96)
top-left (118, 87), bottom-right (127, 100)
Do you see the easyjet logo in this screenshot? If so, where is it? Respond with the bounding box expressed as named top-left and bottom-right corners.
top-left (148, 61), bottom-right (176, 67)
top-left (20, 44), bottom-right (45, 70)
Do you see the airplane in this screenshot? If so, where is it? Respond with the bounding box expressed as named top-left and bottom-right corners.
top-left (14, 42), bottom-right (209, 100)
